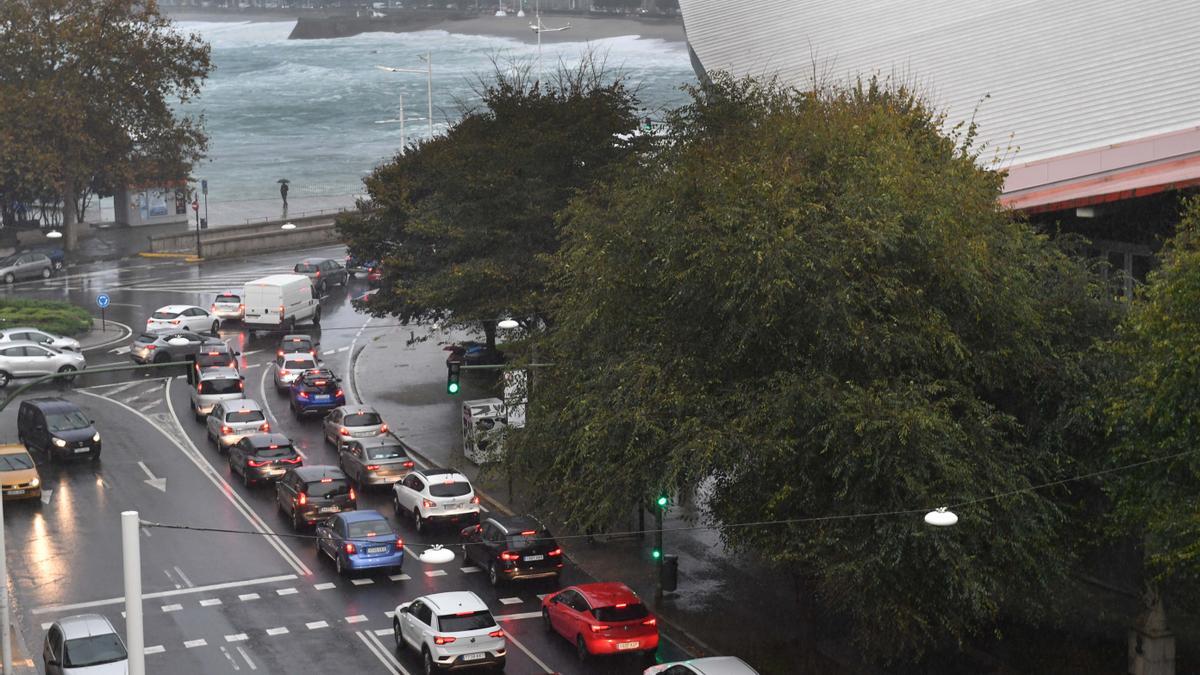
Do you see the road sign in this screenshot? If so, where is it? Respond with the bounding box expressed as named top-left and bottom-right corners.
top-left (96, 293), bottom-right (110, 309)
top-left (201, 179), bottom-right (208, 195)
top-left (192, 197), bottom-right (199, 212)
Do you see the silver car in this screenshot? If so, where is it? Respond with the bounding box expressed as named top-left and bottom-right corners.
top-left (0, 341), bottom-right (86, 388)
top-left (190, 367), bottom-right (245, 421)
top-left (43, 613), bottom-right (128, 674)
top-left (129, 329), bottom-right (208, 364)
top-left (322, 405), bottom-right (388, 448)
top-left (0, 252), bottom-right (54, 283)
top-left (339, 435), bottom-right (415, 487)
top-left (206, 399), bottom-right (270, 452)
top-left (0, 327), bottom-right (81, 352)
top-left (210, 291), bottom-right (244, 321)
top-left (273, 353), bottom-right (318, 392)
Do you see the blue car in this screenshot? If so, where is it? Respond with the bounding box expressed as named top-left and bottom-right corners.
top-left (315, 510), bottom-right (404, 576)
top-left (289, 368), bottom-right (344, 418)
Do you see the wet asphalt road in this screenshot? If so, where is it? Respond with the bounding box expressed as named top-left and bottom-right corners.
top-left (0, 246), bottom-right (687, 674)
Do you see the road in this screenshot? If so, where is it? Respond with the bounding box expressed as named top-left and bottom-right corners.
top-left (0, 245), bottom-right (687, 674)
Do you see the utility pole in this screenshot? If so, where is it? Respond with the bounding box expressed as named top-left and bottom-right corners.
top-left (122, 511), bottom-right (144, 675)
top-left (0, 485), bottom-right (10, 675)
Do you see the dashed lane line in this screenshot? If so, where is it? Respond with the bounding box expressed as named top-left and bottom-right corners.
top-left (266, 627), bottom-right (289, 636)
top-left (238, 593), bottom-right (260, 601)
top-left (200, 598), bottom-right (223, 607)
top-left (306, 620), bottom-right (329, 630)
top-left (276, 587), bottom-right (298, 596)
top-left (145, 645), bottom-right (166, 655)
top-left (350, 578), bottom-right (374, 586)
top-left (345, 615), bottom-right (368, 624)
top-left (31, 573), bottom-right (297, 615)
top-left (314, 582), bottom-right (336, 591)
top-left (184, 639), bottom-right (207, 649)
top-left (225, 634), bottom-right (249, 643)
top-left (498, 597), bottom-right (522, 605)
top-left (237, 645), bottom-right (258, 670)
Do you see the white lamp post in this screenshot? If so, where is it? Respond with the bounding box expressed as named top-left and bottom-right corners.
top-left (376, 53), bottom-right (434, 141)
top-left (528, 0), bottom-right (570, 85)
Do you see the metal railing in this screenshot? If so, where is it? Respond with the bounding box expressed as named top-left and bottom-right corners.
top-left (242, 206), bottom-right (353, 226)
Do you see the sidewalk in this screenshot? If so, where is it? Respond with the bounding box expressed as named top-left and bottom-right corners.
top-left (79, 317), bottom-right (133, 353)
top-left (351, 324), bottom-right (844, 674)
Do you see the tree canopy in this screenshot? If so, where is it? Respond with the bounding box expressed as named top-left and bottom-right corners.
top-left (512, 74), bottom-right (1120, 662)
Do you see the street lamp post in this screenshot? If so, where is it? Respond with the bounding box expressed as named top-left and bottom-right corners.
top-left (529, 0), bottom-right (570, 85)
top-left (375, 53), bottom-right (434, 141)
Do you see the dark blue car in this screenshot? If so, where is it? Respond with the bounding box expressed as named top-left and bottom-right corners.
top-left (289, 368), bottom-right (344, 418)
top-left (315, 510), bottom-right (404, 576)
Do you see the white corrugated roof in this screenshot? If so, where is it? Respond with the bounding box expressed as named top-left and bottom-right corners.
top-left (679, 0), bottom-right (1200, 167)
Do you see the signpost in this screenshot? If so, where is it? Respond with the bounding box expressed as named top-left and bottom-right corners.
top-left (192, 192), bottom-right (201, 257)
top-left (96, 293), bottom-right (109, 331)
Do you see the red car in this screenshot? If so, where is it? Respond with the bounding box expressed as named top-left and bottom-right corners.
top-left (541, 582), bottom-right (658, 662)
top-left (367, 265), bottom-right (382, 287)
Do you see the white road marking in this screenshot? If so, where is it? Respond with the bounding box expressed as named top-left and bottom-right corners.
top-left (498, 597), bottom-right (522, 605)
top-left (138, 461), bottom-right (167, 492)
top-left (275, 587), bottom-right (298, 596)
top-left (306, 620), bottom-right (329, 630)
top-left (385, 611), bottom-right (395, 618)
top-left (425, 570), bottom-right (446, 577)
top-left (497, 611), bottom-right (542, 621)
top-left (344, 316), bottom-right (373, 404)
top-left (266, 627), bottom-right (290, 636)
top-left (200, 598), bottom-right (223, 607)
top-left (374, 628), bottom-right (391, 637)
top-left (357, 630), bottom-right (407, 675)
top-left (336, 346), bottom-right (349, 353)
top-left (225, 634), bottom-right (248, 642)
top-left (350, 578), bottom-right (374, 586)
top-left (184, 639), bottom-right (207, 648)
top-left (238, 593), bottom-right (260, 601)
top-left (174, 566), bottom-right (194, 588)
top-left (237, 645), bottom-right (258, 670)
top-left (388, 573), bottom-right (410, 582)
top-left (98, 381), bottom-right (140, 397)
top-left (109, 346), bottom-right (132, 355)
top-left (345, 615), bottom-right (368, 623)
top-left (163, 568), bottom-right (181, 589)
top-left (504, 630), bottom-right (554, 673)
top-left (243, 363), bottom-right (262, 370)
top-left (461, 566), bottom-right (481, 574)
top-left (145, 645), bottom-right (165, 655)
top-left (322, 349), bottom-right (336, 355)
top-left (314, 582), bottom-right (336, 590)
top-left (161, 604), bottom-right (182, 613)
top-left (32, 573), bottom-right (297, 615)
top-left (40, 623), bottom-right (51, 631)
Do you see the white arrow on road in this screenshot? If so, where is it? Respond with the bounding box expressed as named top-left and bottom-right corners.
top-left (109, 346), bottom-right (131, 355)
top-left (138, 461), bottom-right (167, 492)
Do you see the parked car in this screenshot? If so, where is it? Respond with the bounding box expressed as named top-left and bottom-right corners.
top-left (314, 509), bottom-right (404, 576)
top-left (542, 582), bottom-right (659, 662)
top-left (190, 366), bottom-right (245, 421)
top-left (145, 304), bottom-right (219, 333)
top-left (644, 656), bottom-right (761, 675)
top-left (293, 257), bottom-right (349, 295)
top-left (210, 291), bottom-right (245, 321)
top-left (344, 254), bottom-right (376, 277)
top-left (0, 252), bottom-right (54, 283)
top-left (25, 246), bottom-right (64, 271)
top-left (289, 368), bottom-right (344, 417)
top-left (322, 405), bottom-right (387, 449)
top-left (277, 333), bottom-right (317, 358)
top-left (273, 353), bottom-right (318, 393)
top-left (205, 399), bottom-right (270, 452)
top-left (227, 432), bottom-right (302, 486)
top-left (0, 341), bottom-right (85, 387)
top-left (392, 468), bottom-right (480, 533)
top-left (393, 591), bottom-right (506, 673)
top-left (461, 515), bottom-right (563, 586)
top-left (43, 613), bottom-right (128, 674)
top-left (17, 398), bottom-right (101, 461)
top-left (275, 465), bottom-right (357, 530)
top-left (129, 329), bottom-right (208, 365)
top-left (338, 435), bottom-right (414, 488)
top-left (444, 341), bottom-right (504, 367)
top-left (0, 443), bottom-right (41, 502)
top-left (243, 274), bottom-right (320, 336)
top-left (0, 327), bottom-right (80, 352)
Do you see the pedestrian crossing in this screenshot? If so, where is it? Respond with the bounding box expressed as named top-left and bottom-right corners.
top-left (79, 378), bottom-right (169, 412)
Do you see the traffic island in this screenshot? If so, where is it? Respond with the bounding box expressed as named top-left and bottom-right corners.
top-left (0, 298), bottom-right (91, 336)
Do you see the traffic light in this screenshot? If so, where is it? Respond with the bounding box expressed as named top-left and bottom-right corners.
top-left (651, 547), bottom-right (662, 560)
top-left (655, 492), bottom-right (669, 509)
top-left (446, 360), bottom-right (461, 395)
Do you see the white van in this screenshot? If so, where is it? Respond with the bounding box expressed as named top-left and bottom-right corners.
top-left (242, 274), bottom-right (320, 336)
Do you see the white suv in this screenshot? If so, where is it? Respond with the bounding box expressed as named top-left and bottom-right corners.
top-left (393, 591), bottom-right (505, 673)
top-left (392, 468), bottom-right (480, 534)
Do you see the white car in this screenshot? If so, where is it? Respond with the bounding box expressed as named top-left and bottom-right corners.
top-left (43, 613), bottom-right (128, 674)
top-left (146, 304), bottom-right (219, 334)
top-left (392, 468), bottom-right (480, 533)
top-left (205, 399), bottom-right (270, 451)
top-left (210, 291), bottom-right (245, 321)
top-left (0, 327), bottom-right (81, 352)
top-left (644, 656), bottom-right (761, 675)
top-left (393, 591), bottom-right (506, 673)
top-left (273, 353), bottom-right (318, 392)
top-left (322, 405), bottom-right (388, 449)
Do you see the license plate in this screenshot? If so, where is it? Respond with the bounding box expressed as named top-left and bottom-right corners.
top-left (74, 447), bottom-right (91, 454)
top-left (315, 395), bottom-right (330, 401)
top-left (524, 554), bottom-right (544, 561)
top-left (6, 490), bottom-right (24, 496)
top-left (617, 641), bottom-right (639, 650)
top-left (366, 546), bottom-right (388, 554)
top-left (353, 431), bottom-right (373, 437)
top-left (319, 506), bottom-right (339, 513)
top-left (462, 653), bottom-right (485, 662)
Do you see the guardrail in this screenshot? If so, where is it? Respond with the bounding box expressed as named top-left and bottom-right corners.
top-left (243, 206), bottom-right (353, 225)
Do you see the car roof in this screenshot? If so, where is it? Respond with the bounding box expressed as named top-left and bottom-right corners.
top-left (423, 591), bottom-right (488, 615)
top-left (198, 367), bottom-right (241, 380)
top-left (56, 614), bottom-right (118, 640)
top-left (241, 432), bottom-right (291, 448)
top-left (22, 397), bottom-right (78, 412)
top-left (352, 435), bottom-right (404, 449)
top-left (417, 467), bottom-right (464, 480)
top-left (574, 582), bottom-right (640, 607)
top-left (0, 443), bottom-right (29, 457)
top-left (0, 340), bottom-right (58, 350)
top-left (281, 352), bottom-right (317, 361)
top-left (292, 465), bottom-right (345, 481)
top-left (488, 515), bottom-right (546, 535)
top-left (0, 327), bottom-right (51, 335)
top-left (341, 509), bottom-right (389, 523)
top-left (676, 657), bottom-right (760, 675)
top-left (220, 399), bottom-right (261, 411)
top-left (154, 304), bottom-right (199, 313)
top-left (338, 405), bottom-right (378, 415)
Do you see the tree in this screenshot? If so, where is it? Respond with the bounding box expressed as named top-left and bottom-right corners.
top-left (0, 0), bottom-right (210, 247)
top-left (513, 74), bottom-right (1120, 662)
top-left (339, 56), bottom-right (645, 347)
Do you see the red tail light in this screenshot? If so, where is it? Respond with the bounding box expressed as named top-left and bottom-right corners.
top-left (339, 427), bottom-right (350, 436)
top-left (642, 617), bottom-right (657, 626)
top-left (499, 551), bottom-right (520, 562)
top-left (548, 547), bottom-right (562, 557)
top-left (488, 629), bottom-right (504, 638)
top-left (343, 542), bottom-right (356, 554)
top-left (238, 303), bottom-right (244, 311)
top-left (281, 456), bottom-right (302, 464)
top-left (298, 391), bottom-right (309, 400)
top-left (395, 537), bottom-right (404, 551)
top-left (334, 389), bottom-right (344, 398)
top-left (279, 368), bottom-right (289, 376)
top-left (298, 492), bottom-right (307, 505)
top-left (379, 424), bottom-right (389, 433)
top-left (220, 425), bottom-right (233, 435)
top-left (349, 487), bottom-right (357, 501)
top-left (210, 304), bottom-right (216, 312)
top-left (365, 465), bottom-right (379, 471)
top-left (470, 496), bottom-right (481, 505)
top-left (247, 459), bottom-right (268, 467)
top-left (589, 624), bottom-right (610, 633)
top-left (278, 304), bottom-right (285, 319)
top-left (258, 422), bottom-right (270, 432)
top-left (422, 499), bottom-right (435, 509)
top-left (277, 350), bottom-right (284, 357)
top-left (238, 381), bottom-right (244, 390)
top-left (433, 636), bottom-right (455, 645)
top-left (402, 461), bottom-right (414, 469)
top-left (145, 345), bottom-right (156, 351)
top-left (314, 270), bottom-right (320, 277)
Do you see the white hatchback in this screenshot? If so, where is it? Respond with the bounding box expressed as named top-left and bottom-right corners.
top-left (146, 304), bottom-right (218, 334)
top-left (393, 591), bottom-right (506, 673)
top-left (392, 468), bottom-right (481, 533)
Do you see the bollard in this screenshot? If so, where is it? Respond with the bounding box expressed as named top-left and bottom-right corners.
top-left (660, 554), bottom-right (678, 592)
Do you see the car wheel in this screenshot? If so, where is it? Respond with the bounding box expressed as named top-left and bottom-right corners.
top-left (575, 636), bottom-right (589, 662)
top-left (211, 320), bottom-right (220, 334)
top-left (394, 495), bottom-right (402, 516)
top-left (317, 281), bottom-right (326, 296)
top-left (488, 562), bottom-right (500, 587)
top-left (312, 307), bottom-right (321, 325)
top-left (153, 352), bottom-right (170, 364)
top-left (336, 554), bottom-right (345, 576)
top-left (2, 273), bottom-right (12, 284)
top-left (393, 619), bottom-right (403, 649)
top-left (242, 470), bottom-right (252, 488)
top-left (0, 370), bottom-right (11, 388)
top-left (413, 508), bottom-right (424, 534)
top-left (57, 365), bottom-right (76, 382)
top-left (291, 509), bottom-right (301, 531)
top-left (41, 267), bottom-right (51, 279)
top-left (422, 649), bottom-right (436, 675)
top-left (542, 608), bottom-right (552, 633)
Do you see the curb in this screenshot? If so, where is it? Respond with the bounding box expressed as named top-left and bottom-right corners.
top-left (81, 319), bottom-right (133, 353)
top-left (137, 252), bottom-right (202, 262)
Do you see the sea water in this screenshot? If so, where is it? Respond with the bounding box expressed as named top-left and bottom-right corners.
top-left (176, 21), bottom-right (697, 204)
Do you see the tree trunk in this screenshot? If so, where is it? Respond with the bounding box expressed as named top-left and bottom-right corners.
top-left (62, 177), bottom-right (78, 253)
top-left (482, 320), bottom-right (497, 351)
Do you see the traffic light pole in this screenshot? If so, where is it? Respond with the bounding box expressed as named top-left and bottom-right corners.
top-left (654, 505), bottom-right (664, 603)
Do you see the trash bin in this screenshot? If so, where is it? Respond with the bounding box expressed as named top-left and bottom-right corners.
top-left (660, 554), bottom-right (678, 592)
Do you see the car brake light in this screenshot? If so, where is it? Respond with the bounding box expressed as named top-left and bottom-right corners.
top-left (238, 304), bottom-right (244, 311)
top-left (282, 456), bottom-right (302, 464)
top-left (320, 477), bottom-right (333, 483)
top-left (349, 487), bottom-right (357, 501)
top-left (238, 381), bottom-right (244, 390)
top-left (258, 422), bottom-right (270, 432)
top-left (470, 496), bottom-right (480, 505)
top-left (220, 425), bottom-right (233, 435)
top-left (208, 351), bottom-right (220, 356)
top-left (500, 551), bottom-right (520, 561)
top-left (548, 547), bottom-right (562, 557)
top-left (277, 350), bottom-right (284, 357)
top-left (315, 270), bottom-right (320, 277)
top-left (145, 345), bottom-right (156, 350)
top-left (343, 542), bottom-right (356, 554)
top-left (642, 617), bottom-right (657, 626)
top-left (379, 424), bottom-right (389, 433)
top-left (615, 603), bottom-right (627, 608)
top-left (520, 530), bottom-right (536, 536)
top-left (395, 537), bottom-right (404, 551)
top-left (247, 459), bottom-right (268, 467)
top-left (298, 492), bottom-right (307, 505)
top-left (278, 304), bottom-right (285, 319)
top-left (339, 427), bottom-right (350, 436)
top-left (422, 499), bottom-right (435, 509)
top-left (488, 629), bottom-right (504, 638)
top-left (402, 461), bottom-right (414, 468)
top-left (433, 636), bottom-right (455, 645)
top-left (298, 391), bottom-right (309, 400)
top-left (590, 624), bottom-right (610, 633)
top-left (210, 304), bottom-right (216, 312)
top-left (315, 380), bottom-right (327, 386)
top-left (365, 464), bottom-right (379, 471)
top-left (170, 319), bottom-right (180, 325)
top-left (335, 389), bottom-right (344, 398)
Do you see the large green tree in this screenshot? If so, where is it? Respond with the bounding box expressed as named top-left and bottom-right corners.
top-left (339, 58), bottom-right (645, 346)
top-left (0, 0), bottom-right (210, 244)
top-left (513, 75), bottom-right (1119, 662)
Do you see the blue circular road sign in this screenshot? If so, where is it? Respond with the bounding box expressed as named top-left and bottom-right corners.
top-left (96, 293), bottom-right (110, 309)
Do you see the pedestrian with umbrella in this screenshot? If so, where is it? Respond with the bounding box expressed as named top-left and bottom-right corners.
top-left (278, 178), bottom-right (290, 216)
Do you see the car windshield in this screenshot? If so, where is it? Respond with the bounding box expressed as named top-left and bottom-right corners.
top-left (429, 481), bottom-right (471, 498)
top-left (367, 444), bottom-right (405, 460)
top-left (0, 453), bottom-right (33, 471)
top-left (307, 479), bottom-right (350, 498)
top-left (344, 412), bottom-right (381, 427)
top-left (216, 294), bottom-right (240, 303)
top-left (254, 444), bottom-right (294, 458)
top-left (295, 263), bottom-right (318, 273)
top-left (151, 311), bottom-right (179, 319)
top-left (46, 411), bottom-right (90, 432)
top-left (0, 255), bottom-right (16, 266)
top-left (226, 410), bottom-right (264, 423)
top-left (592, 603), bottom-right (649, 622)
top-left (63, 634), bottom-right (127, 668)
top-left (346, 519), bottom-right (391, 538)
top-left (200, 379), bottom-right (241, 394)
top-left (438, 611), bottom-right (496, 633)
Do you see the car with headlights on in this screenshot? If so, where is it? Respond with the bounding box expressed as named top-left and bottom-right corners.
top-left (210, 291), bottom-right (245, 321)
top-left (392, 468), bottom-right (480, 533)
top-left (338, 435), bottom-right (414, 488)
top-left (273, 353), bottom-right (318, 393)
top-left (43, 613), bottom-right (128, 675)
top-left (17, 398), bottom-right (100, 461)
top-left (146, 304), bottom-right (219, 333)
top-left (205, 399), bottom-right (270, 452)
top-left (0, 327), bottom-right (80, 352)
top-left (129, 329), bottom-right (208, 364)
top-left (314, 509), bottom-right (403, 576)
top-left (276, 465), bottom-right (357, 530)
top-left (461, 515), bottom-right (563, 586)
top-left (0, 341), bottom-right (85, 387)
top-left (393, 591), bottom-right (506, 673)
top-left (0, 444), bottom-right (41, 502)
top-left (644, 656), bottom-right (760, 675)
top-left (322, 405), bottom-right (387, 449)
top-left (289, 368), bottom-right (344, 417)
top-left (542, 582), bottom-right (659, 662)
top-left (227, 432), bottom-right (301, 486)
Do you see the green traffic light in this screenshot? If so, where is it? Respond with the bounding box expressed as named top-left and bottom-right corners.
top-left (448, 382), bottom-right (460, 394)
top-left (651, 548), bottom-right (662, 560)
top-left (656, 494), bottom-right (668, 508)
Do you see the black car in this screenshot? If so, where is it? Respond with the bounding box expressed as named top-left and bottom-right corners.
top-left (293, 257), bottom-right (348, 295)
top-left (17, 398), bottom-right (101, 461)
top-left (228, 433), bottom-right (302, 486)
top-left (276, 465), bottom-right (357, 530)
top-left (193, 340), bottom-right (240, 374)
top-left (461, 515), bottom-right (563, 586)
top-left (277, 333), bottom-right (317, 358)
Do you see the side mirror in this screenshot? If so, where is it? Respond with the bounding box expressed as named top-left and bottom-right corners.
top-left (399, 605), bottom-right (410, 614)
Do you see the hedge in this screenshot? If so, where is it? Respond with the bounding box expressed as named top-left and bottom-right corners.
top-left (0, 298), bottom-right (92, 337)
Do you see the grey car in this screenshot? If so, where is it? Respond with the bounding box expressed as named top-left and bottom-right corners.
top-left (0, 252), bottom-right (53, 283)
top-left (0, 341), bottom-right (86, 388)
top-left (273, 353), bottom-right (318, 392)
top-left (205, 398), bottom-right (270, 452)
top-left (129, 329), bottom-right (208, 364)
top-left (190, 366), bottom-right (245, 421)
top-left (322, 405), bottom-right (388, 449)
top-left (0, 327), bottom-right (81, 352)
top-left (43, 613), bottom-right (128, 674)
top-left (339, 435), bottom-right (415, 488)
top-left (293, 257), bottom-right (348, 295)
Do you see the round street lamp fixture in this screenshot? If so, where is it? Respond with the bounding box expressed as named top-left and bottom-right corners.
top-left (497, 318), bottom-right (519, 330)
top-left (280, 222), bottom-right (296, 230)
top-left (418, 544), bottom-right (455, 564)
top-left (45, 229), bottom-right (63, 239)
top-left (924, 507), bottom-right (958, 527)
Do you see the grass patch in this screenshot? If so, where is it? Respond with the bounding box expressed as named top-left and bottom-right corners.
top-left (0, 298), bottom-right (92, 336)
